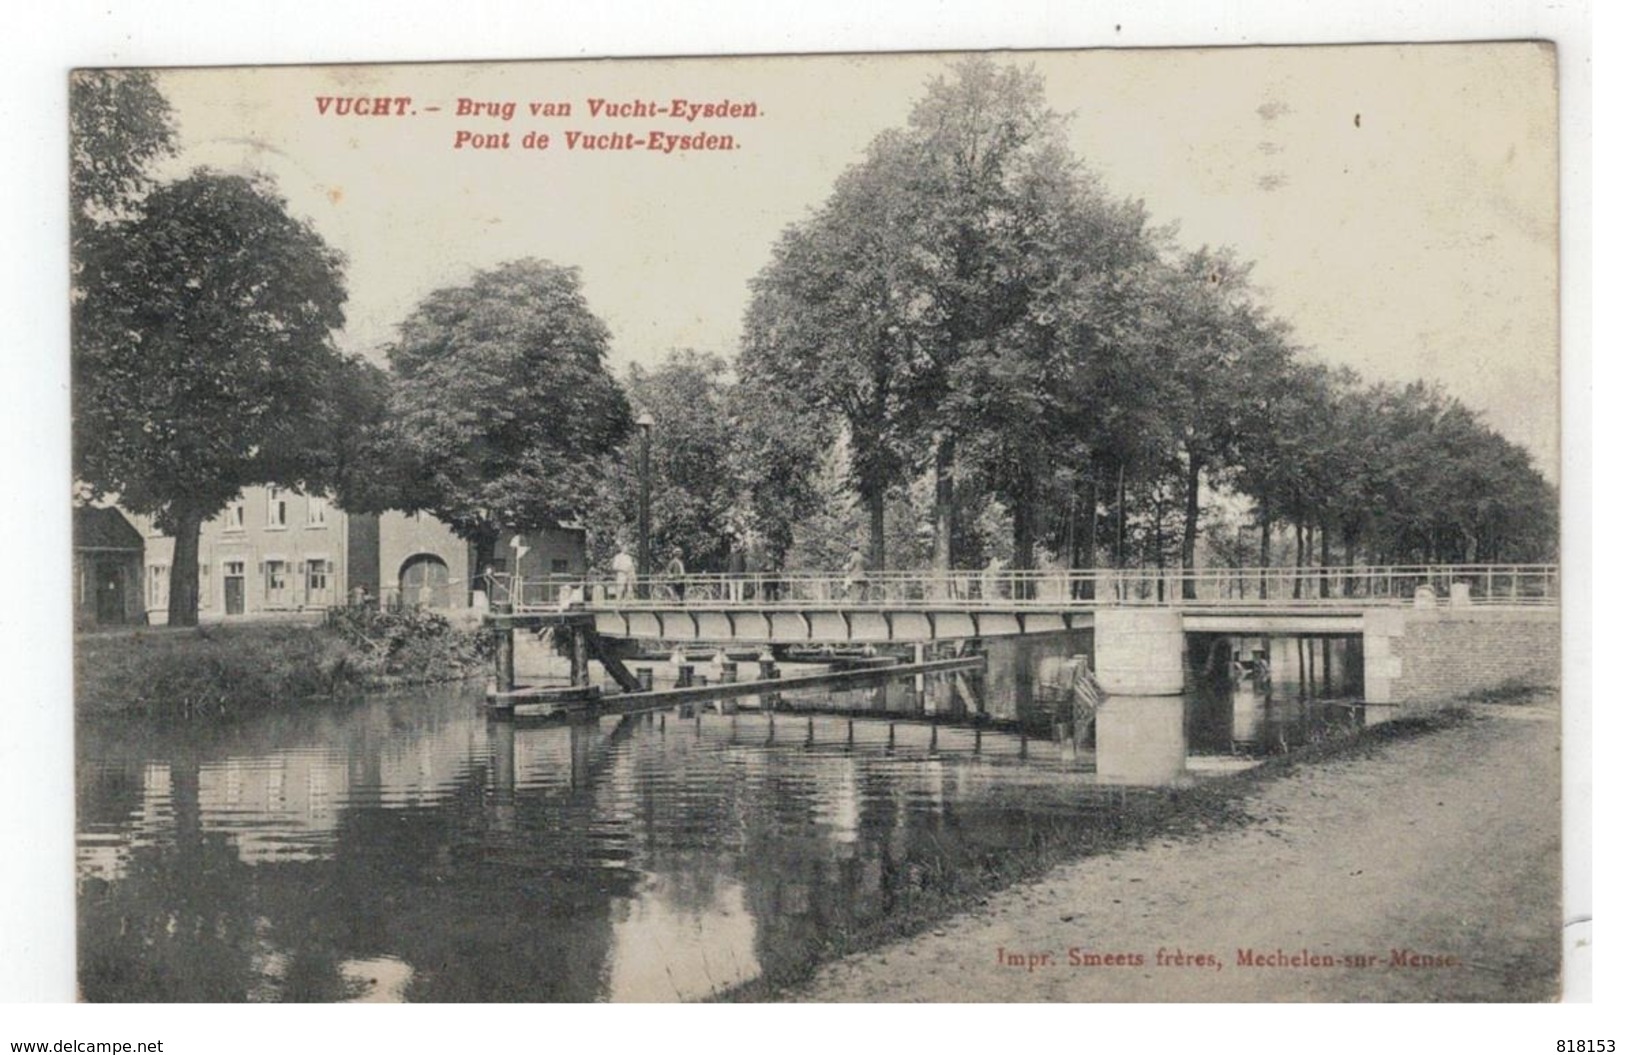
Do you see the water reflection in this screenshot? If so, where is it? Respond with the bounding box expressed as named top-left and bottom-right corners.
top-left (78, 634), bottom-right (1380, 1002)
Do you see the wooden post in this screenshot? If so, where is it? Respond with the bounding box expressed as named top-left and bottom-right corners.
top-left (570, 626), bottom-right (590, 688)
top-left (914, 642), bottom-right (927, 712)
top-left (496, 628), bottom-right (515, 693)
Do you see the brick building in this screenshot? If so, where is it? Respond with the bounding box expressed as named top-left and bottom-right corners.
top-left (124, 486), bottom-right (586, 624)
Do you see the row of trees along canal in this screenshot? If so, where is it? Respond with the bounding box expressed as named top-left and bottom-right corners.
top-left (71, 63), bottom-right (1557, 627)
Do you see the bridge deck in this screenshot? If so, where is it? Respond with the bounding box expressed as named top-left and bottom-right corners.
top-left (484, 564), bottom-right (1555, 643)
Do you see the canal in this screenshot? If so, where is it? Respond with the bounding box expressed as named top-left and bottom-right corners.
top-left (77, 634), bottom-right (1376, 1002)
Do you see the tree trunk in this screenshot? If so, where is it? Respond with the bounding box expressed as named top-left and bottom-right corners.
top-left (1012, 493), bottom-right (1035, 600)
top-left (473, 528), bottom-right (499, 605)
top-left (1258, 503), bottom-right (1272, 600)
top-left (867, 489), bottom-right (886, 572)
top-left (1080, 468), bottom-right (1099, 599)
top-left (165, 505), bottom-right (204, 627)
top-left (1180, 451), bottom-right (1201, 600)
top-left (1293, 521), bottom-right (1305, 600)
top-left (1114, 464), bottom-right (1126, 567)
top-left (1319, 516), bottom-right (1331, 599)
top-left (1153, 499), bottom-right (1165, 603)
top-left (933, 434), bottom-right (954, 572)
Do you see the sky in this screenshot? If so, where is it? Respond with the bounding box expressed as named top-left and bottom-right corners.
top-left (153, 45), bottom-right (1560, 472)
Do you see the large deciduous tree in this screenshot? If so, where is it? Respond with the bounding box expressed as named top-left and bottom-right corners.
top-left (743, 58), bottom-right (1128, 571)
top-left (384, 259), bottom-right (633, 586)
top-left (740, 131), bottom-right (922, 570)
top-left (73, 170), bottom-right (352, 626)
top-left (581, 350), bottom-right (744, 573)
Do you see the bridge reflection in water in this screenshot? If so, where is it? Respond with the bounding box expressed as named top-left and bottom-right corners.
top-left (79, 636), bottom-right (1371, 1002)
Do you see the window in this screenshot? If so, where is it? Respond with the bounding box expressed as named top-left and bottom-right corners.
top-left (267, 488), bottom-right (288, 528)
top-left (550, 559), bottom-right (570, 575)
top-left (225, 500), bottom-right (246, 532)
top-left (307, 558), bottom-right (330, 596)
top-left (307, 495), bottom-right (328, 527)
top-left (147, 565), bottom-right (169, 610)
top-left (198, 563), bottom-right (211, 608)
top-left (265, 559), bottom-right (290, 606)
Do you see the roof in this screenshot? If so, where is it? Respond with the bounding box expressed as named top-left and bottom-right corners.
top-left (73, 506), bottom-right (144, 552)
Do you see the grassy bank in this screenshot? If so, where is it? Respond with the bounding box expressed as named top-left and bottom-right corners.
top-left (75, 608), bottom-right (496, 719)
top-left (718, 703), bottom-right (1478, 1002)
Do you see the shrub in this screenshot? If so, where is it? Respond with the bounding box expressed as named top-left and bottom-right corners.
top-left (77, 611), bottom-right (496, 719)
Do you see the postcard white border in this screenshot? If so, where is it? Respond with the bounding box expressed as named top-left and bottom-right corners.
top-left (1, 0), bottom-right (1602, 1047)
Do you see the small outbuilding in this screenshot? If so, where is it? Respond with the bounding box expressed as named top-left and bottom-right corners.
top-left (73, 506), bottom-right (146, 630)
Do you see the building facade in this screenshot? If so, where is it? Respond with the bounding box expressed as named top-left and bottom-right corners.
top-left (128, 486), bottom-right (586, 624)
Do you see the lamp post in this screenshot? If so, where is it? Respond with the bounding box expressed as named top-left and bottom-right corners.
top-left (636, 411), bottom-right (654, 597)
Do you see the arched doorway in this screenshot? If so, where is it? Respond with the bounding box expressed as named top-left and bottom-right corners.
top-left (399, 553), bottom-right (451, 608)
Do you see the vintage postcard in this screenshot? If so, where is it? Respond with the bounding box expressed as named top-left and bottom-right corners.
top-left (67, 44), bottom-right (1563, 1005)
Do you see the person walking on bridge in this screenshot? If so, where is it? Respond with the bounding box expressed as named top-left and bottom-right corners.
top-left (611, 546), bottom-right (636, 600)
top-left (844, 545), bottom-right (870, 603)
top-left (665, 547), bottom-right (686, 602)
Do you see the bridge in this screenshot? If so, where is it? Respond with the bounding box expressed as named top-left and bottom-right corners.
top-left (483, 564), bottom-right (1558, 710)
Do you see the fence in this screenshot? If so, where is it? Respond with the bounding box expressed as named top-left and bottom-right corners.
top-left (496, 564), bottom-right (1558, 612)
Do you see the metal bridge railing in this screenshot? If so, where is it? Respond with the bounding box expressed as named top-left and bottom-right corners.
top-left (498, 564), bottom-right (1558, 613)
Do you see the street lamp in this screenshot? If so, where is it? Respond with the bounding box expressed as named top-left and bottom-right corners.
top-left (636, 411), bottom-right (654, 597)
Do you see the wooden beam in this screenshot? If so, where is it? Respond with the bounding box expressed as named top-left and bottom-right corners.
top-left (585, 627), bottom-right (645, 694)
top-left (491, 655), bottom-right (988, 719)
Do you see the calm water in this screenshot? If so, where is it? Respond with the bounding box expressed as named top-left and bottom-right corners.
top-left (77, 634), bottom-right (1375, 1002)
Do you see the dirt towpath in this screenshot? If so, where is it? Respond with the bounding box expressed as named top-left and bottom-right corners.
top-left (790, 696), bottom-right (1561, 1002)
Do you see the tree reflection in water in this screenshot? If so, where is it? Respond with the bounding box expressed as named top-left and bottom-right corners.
top-left (77, 639), bottom-right (1372, 1002)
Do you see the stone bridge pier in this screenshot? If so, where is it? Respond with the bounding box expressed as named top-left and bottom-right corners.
top-left (1093, 609), bottom-right (1187, 696)
top-left (1087, 605), bottom-right (1558, 708)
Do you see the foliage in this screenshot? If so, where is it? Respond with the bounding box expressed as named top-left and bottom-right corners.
top-left (381, 258), bottom-right (633, 574)
top-left (741, 58), bottom-right (1556, 574)
top-left (324, 605), bottom-right (496, 681)
top-left (623, 350), bottom-right (743, 571)
top-left (69, 69), bottom-right (175, 232)
top-left (740, 131), bottom-right (923, 567)
top-left (729, 370), bottom-right (836, 568)
top-left (74, 615), bottom-right (492, 719)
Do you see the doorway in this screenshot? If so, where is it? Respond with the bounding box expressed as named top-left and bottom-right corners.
top-left (399, 554), bottom-right (451, 608)
top-left (224, 560), bottom-right (245, 615)
top-left (94, 560), bottom-right (126, 624)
